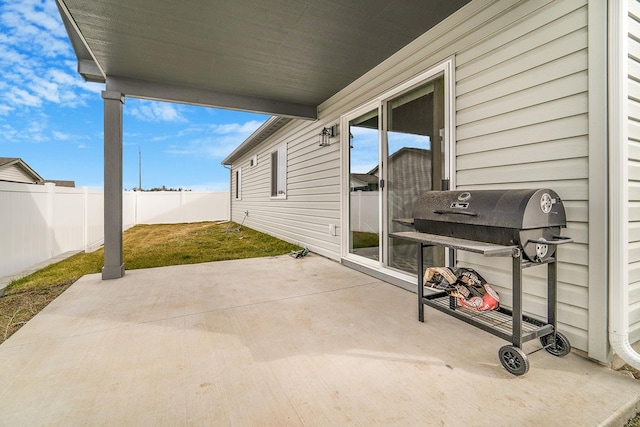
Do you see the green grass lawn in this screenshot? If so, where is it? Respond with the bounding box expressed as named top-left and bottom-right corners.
top-left (0, 222), bottom-right (301, 343)
top-left (351, 231), bottom-right (379, 249)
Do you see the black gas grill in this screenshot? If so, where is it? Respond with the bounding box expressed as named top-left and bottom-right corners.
top-left (390, 188), bottom-right (573, 376)
top-left (409, 189), bottom-right (567, 262)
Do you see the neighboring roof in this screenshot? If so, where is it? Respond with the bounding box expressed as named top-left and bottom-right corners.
top-left (58, 0), bottom-right (470, 119)
top-left (350, 173), bottom-right (380, 185)
top-left (368, 147), bottom-right (431, 175)
top-left (0, 157), bottom-right (19, 167)
top-left (44, 180), bottom-right (76, 188)
top-left (0, 157), bottom-right (44, 183)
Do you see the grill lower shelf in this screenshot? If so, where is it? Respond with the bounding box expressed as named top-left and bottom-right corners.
top-left (389, 230), bottom-right (571, 376)
top-left (423, 291), bottom-right (554, 344)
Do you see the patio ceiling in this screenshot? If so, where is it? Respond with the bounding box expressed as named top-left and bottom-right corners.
top-left (57, 0), bottom-right (470, 119)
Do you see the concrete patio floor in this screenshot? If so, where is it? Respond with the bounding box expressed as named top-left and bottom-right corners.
top-left (0, 254), bottom-right (638, 426)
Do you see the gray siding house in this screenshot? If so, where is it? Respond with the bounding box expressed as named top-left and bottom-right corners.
top-left (59, 0), bottom-right (640, 368)
top-left (221, 0), bottom-right (632, 366)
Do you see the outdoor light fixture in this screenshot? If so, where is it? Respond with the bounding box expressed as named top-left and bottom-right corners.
top-left (318, 124), bottom-right (339, 147)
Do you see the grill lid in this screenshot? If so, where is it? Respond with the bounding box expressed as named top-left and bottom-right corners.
top-left (408, 189), bottom-right (568, 262)
top-left (411, 189), bottom-right (566, 230)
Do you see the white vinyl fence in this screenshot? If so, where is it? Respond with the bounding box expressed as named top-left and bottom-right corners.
top-left (0, 181), bottom-right (230, 279)
top-left (350, 191), bottom-right (379, 233)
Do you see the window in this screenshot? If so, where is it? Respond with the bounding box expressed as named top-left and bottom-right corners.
top-left (270, 145), bottom-right (287, 198)
top-left (234, 168), bottom-right (242, 200)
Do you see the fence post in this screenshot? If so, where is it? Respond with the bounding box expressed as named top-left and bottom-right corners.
top-left (180, 189), bottom-right (185, 223)
top-left (45, 182), bottom-right (55, 258)
top-left (83, 186), bottom-right (89, 252)
top-left (356, 191), bottom-right (362, 231)
top-left (135, 190), bottom-right (139, 226)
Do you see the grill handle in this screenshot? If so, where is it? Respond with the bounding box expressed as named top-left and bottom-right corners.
top-left (433, 209), bottom-right (478, 217)
top-left (526, 236), bottom-right (573, 246)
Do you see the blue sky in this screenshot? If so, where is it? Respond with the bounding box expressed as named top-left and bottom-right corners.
top-left (0, 0), bottom-right (268, 190)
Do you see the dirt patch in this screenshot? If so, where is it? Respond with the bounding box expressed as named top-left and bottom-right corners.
top-left (0, 282), bottom-right (73, 342)
top-left (621, 365), bottom-right (640, 380)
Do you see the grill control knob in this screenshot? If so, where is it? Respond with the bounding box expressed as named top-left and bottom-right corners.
top-left (540, 193), bottom-right (553, 214)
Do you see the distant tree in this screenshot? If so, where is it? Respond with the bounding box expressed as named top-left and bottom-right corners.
top-left (147, 186), bottom-right (191, 192)
top-left (125, 186), bottom-right (191, 192)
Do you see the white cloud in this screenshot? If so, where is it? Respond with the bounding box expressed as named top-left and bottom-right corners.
top-left (163, 119), bottom-right (266, 160)
top-left (6, 88), bottom-right (42, 107)
top-left (0, 123), bottom-right (19, 141)
top-left (52, 131), bottom-right (71, 141)
top-left (0, 0), bottom-right (97, 113)
top-left (0, 104), bottom-right (13, 116)
top-left (210, 120), bottom-right (263, 135)
top-left (128, 101), bottom-right (188, 123)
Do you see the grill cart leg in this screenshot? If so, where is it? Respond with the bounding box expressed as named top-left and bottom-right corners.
top-left (540, 258), bottom-right (571, 357)
top-left (540, 331), bottom-right (571, 357)
top-left (417, 242), bottom-right (424, 322)
top-left (547, 260), bottom-right (558, 330)
top-left (512, 252), bottom-right (523, 348)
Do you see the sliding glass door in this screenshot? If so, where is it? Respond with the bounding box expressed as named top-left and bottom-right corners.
top-left (386, 75), bottom-right (446, 274)
top-left (345, 63), bottom-right (451, 276)
top-left (348, 106), bottom-right (381, 262)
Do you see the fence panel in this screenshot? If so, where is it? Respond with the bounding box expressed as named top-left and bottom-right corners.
top-left (350, 191), bottom-right (379, 233)
top-left (0, 184), bottom-right (230, 279)
top-left (122, 191), bottom-right (136, 231)
top-left (87, 188), bottom-right (105, 251)
top-left (136, 192), bottom-right (182, 224)
top-left (183, 191), bottom-right (229, 223)
top-left (53, 186), bottom-right (86, 254)
top-left (0, 182), bottom-right (51, 279)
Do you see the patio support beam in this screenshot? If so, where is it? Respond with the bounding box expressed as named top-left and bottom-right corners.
top-left (106, 76), bottom-right (317, 120)
top-left (102, 90), bottom-right (125, 280)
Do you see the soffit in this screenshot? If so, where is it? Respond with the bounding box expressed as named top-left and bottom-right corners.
top-left (59, 0), bottom-right (470, 118)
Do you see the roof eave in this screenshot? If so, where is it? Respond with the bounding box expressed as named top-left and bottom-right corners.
top-left (56, 0), bottom-right (106, 83)
top-left (222, 116), bottom-right (292, 166)
top-left (0, 158), bottom-right (45, 182)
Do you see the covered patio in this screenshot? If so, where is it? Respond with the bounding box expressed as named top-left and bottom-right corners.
top-left (0, 254), bottom-right (636, 426)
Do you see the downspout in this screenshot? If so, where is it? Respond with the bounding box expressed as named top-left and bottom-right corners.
top-left (609, 0), bottom-right (640, 370)
top-left (223, 164), bottom-right (232, 222)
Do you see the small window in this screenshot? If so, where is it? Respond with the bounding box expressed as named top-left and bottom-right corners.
top-left (270, 145), bottom-right (287, 198)
top-left (234, 167), bottom-right (242, 200)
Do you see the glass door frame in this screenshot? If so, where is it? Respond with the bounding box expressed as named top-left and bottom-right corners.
top-left (340, 58), bottom-right (456, 278)
top-left (342, 100), bottom-right (384, 269)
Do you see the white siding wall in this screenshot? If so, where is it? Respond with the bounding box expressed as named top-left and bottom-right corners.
top-left (230, 0), bottom-right (594, 353)
top-left (454, 0), bottom-right (590, 352)
top-left (628, 0), bottom-right (640, 341)
top-left (231, 128), bottom-right (342, 260)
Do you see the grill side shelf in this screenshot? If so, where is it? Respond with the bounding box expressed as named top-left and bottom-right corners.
top-left (389, 231), bottom-right (518, 257)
